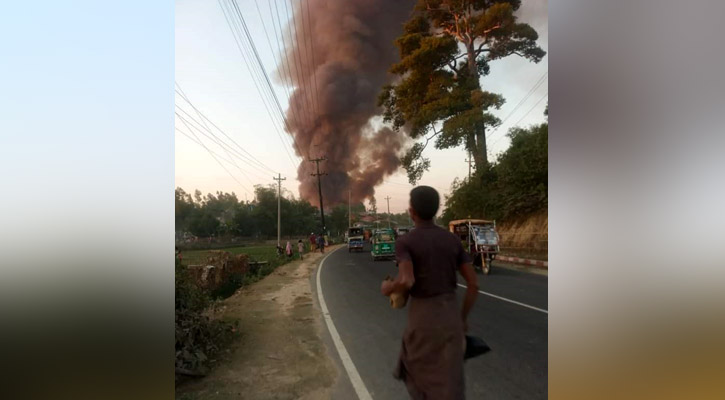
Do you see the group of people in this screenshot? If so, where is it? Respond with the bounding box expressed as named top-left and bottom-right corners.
top-left (277, 232), bottom-right (328, 260)
top-left (308, 232), bottom-right (327, 253)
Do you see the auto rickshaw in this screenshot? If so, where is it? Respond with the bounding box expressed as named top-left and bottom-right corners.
top-left (371, 228), bottom-right (395, 261)
top-left (348, 227), bottom-right (365, 252)
top-left (449, 219), bottom-right (500, 274)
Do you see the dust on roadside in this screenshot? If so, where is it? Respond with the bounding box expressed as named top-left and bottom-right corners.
top-left (177, 246), bottom-right (341, 400)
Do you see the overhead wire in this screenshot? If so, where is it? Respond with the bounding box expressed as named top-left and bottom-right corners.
top-left (302, 0), bottom-right (322, 117)
top-left (296, 0), bottom-right (319, 118)
top-left (489, 91), bottom-right (548, 149)
top-left (176, 113), bottom-right (253, 195)
top-left (224, 0), bottom-right (296, 159)
top-left (175, 110), bottom-right (263, 186)
top-left (283, 0), bottom-right (315, 133)
top-left (487, 71), bottom-right (548, 140)
top-left (174, 104), bottom-right (275, 179)
top-left (174, 84), bottom-right (278, 175)
top-left (176, 89), bottom-right (269, 183)
top-left (227, 0), bottom-right (309, 160)
top-left (217, 0), bottom-right (299, 170)
top-left (252, 0), bottom-right (303, 136)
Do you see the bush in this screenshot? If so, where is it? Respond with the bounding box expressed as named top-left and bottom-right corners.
top-left (175, 258), bottom-right (236, 378)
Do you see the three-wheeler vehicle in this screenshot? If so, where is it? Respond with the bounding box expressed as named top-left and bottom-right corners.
top-left (448, 219), bottom-right (500, 274)
top-left (347, 227), bottom-right (365, 252)
top-left (371, 228), bottom-right (396, 261)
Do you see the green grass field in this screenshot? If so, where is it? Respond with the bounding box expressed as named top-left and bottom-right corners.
top-left (180, 245), bottom-right (308, 298)
top-left (180, 245), bottom-right (290, 267)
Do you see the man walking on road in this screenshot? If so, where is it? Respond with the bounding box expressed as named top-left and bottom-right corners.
top-left (381, 186), bottom-right (479, 399)
top-left (309, 233), bottom-right (317, 252)
top-left (316, 234), bottom-right (325, 253)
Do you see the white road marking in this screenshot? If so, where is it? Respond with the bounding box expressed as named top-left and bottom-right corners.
top-left (457, 283), bottom-right (549, 314)
top-left (316, 247), bottom-right (373, 400)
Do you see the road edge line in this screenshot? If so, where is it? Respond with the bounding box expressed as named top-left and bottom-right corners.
top-left (316, 247), bottom-right (374, 400)
top-left (457, 283), bottom-right (549, 314)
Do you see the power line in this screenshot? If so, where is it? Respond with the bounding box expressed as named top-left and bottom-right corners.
top-left (511, 91), bottom-right (548, 127)
top-left (283, 0), bottom-right (315, 130)
top-left (175, 82), bottom-right (277, 176)
top-left (176, 84), bottom-right (277, 173)
top-left (175, 85), bottom-right (278, 185)
top-left (487, 71), bottom-right (548, 139)
top-left (176, 114), bottom-right (252, 196)
top-left (176, 111), bottom-right (261, 187)
top-left (219, 0), bottom-right (298, 169)
top-left (490, 91), bottom-right (548, 149)
top-left (217, 0), bottom-right (299, 170)
top-left (297, 0), bottom-right (320, 118)
top-left (273, 0), bottom-right (309, 131)
top-left (253, 0), bottom-right (303, 136)
top-left (303, 0), bottom-right (322, 117)
top-left (174, 105), bottom-right (274, 179)
top-left (228, 0), bottom-right (308, 160)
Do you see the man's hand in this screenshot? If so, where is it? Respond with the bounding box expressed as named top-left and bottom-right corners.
top-left (381, 279), bottom-right (394, 296)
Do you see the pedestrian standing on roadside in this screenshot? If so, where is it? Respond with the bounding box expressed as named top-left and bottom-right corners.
top-left (316, 234), bottom-right (325, 253)
top-left (297, 239), bottom-right (304, 260)
top-left (285, 241), bottom-right (293, 259)
top-left (381, 186), bottom-right (479, 399)
top-left (310, 232), bottom-right (317, 252)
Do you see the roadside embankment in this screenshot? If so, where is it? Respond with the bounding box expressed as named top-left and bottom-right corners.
top-left (177, 246), bottom-right (340, 400)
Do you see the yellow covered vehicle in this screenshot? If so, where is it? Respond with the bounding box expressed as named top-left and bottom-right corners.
top-left (449, 219), bottom-right (500, 274)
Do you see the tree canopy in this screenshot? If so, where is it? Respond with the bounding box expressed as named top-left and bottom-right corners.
top-left (379, 0), bottom-right (545, 183)
top-left (175, 186), bottom-right (371, 239)
top-left (441, 120), bottom-right (547, 224)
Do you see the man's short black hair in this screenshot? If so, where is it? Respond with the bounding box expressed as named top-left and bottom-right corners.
top-left (410, 186), bottom-right (439, 220)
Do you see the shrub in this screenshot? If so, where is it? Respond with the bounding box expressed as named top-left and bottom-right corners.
top-left (175, 258), bottom-right (236, 378)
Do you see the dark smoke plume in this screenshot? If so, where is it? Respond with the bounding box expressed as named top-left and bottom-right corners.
top-left (278, 0), bottom-right (414, 206)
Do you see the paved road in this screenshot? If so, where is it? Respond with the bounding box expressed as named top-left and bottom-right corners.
top-left (318, 243), bottom-right (547, 399)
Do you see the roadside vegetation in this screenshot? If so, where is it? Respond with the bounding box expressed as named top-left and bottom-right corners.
top-left (175, 258), bottom-right (237, 380)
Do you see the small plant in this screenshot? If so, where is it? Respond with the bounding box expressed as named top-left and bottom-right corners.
top-left (175, 259), bottom-right (236, 379)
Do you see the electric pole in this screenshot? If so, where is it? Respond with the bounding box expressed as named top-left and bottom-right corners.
top-left (310, 157), bottom-right (327, 234)
top-left (273, 173), bottom-right (286, 246)
top-left (385, 196), bottom-right (392, 228)
top-left (465, 153), bottom-right (474, 180)
top-left (348, 189), bottom-right (351, 229)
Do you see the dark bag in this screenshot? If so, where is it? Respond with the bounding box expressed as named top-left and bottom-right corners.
top-left (464, 335), bottom-right (491, 360)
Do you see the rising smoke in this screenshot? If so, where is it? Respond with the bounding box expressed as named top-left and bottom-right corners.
top-left (278, 0), bottom-right (415, 206)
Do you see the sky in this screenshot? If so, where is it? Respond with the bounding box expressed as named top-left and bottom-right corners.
top-left (175, 0), bottom-right (548, 214)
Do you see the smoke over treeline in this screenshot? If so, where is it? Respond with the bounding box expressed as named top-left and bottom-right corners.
top-left (278, 0), bottom-right (414, 206)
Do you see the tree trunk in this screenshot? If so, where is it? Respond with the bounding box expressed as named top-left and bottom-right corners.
top-left (466, 40), bottom-right (488, 170)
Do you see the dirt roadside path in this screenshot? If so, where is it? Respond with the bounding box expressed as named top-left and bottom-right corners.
top-left (177, 246), bottom-right (342, 400)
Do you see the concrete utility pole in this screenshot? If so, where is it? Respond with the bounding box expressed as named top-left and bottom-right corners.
top-left (348, 189), bottom-right (351, 229)
top-left (310, 157), bottom-right (327, 234)
top-left (273, 173), bottom-right (286, 246)
top-left (385, 196), bottom-right (392, 228)
top-left (465, 153), bottom-right (474, 180)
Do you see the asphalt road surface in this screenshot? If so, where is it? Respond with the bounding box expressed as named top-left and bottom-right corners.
top-left (317, 243), bottom-right (547, 399)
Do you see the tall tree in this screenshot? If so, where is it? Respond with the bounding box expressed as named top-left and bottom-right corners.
top-left (379, 0), bottom-right (545, 183)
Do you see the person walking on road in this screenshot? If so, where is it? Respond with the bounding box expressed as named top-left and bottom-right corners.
top-left (309, 233), bottom-right (317, 252)
top-left (316, 234), bottom-right (325, 254)
top-left (297, 239), bottom-right (305, 260)
top-left (285, 241), bottom-right (293, 259)
top-left (381, 186), bottom-right (479, 399)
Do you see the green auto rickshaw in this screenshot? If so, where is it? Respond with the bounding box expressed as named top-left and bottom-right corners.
top-left (371, 228), bottom-right (396, 261)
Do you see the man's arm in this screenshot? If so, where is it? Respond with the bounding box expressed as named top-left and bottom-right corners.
top-left (459, 262), bottom-right (478, 331)
top-left (381, 259), bottom-right (415, 296)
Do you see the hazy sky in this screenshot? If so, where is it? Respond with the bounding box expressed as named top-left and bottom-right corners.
top-left (175, 0), bottom-right (548, 213)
